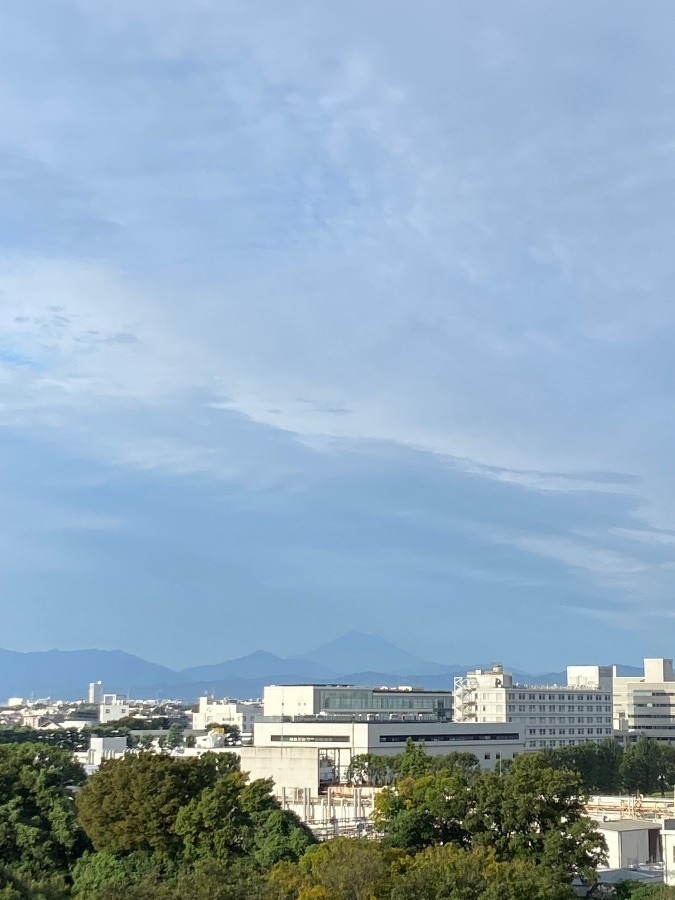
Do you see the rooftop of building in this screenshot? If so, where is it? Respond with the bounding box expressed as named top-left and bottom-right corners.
top-left (261, 713), bottom-right (481, 724)
top-left (266, 684), bottom-right (453, 693)
top-left (596, 819), bottom-right (660, 832)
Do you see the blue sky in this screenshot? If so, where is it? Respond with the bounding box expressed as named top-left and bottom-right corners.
top-left (1, 1), bottom-right (675, 670)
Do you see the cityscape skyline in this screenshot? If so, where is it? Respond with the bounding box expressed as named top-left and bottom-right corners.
top-left (1, 3), bottom-right (675, 669)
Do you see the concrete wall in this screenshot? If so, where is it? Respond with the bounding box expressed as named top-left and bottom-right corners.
top-left (598, 826), bottom-right (651, 869)
top-left (263, 686), bottom-right (317, 718)
top-left (252, 720), bottom-right (524, 773)
top-left (239, 746), bottom-right (321, 794)
top-left (98, 703), bottom-right (129, 723)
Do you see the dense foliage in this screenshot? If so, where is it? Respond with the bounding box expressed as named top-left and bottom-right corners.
top-left (0, 737), bottom-right (652, 898)
top-left (543, 736), bottom-right (675, 795)
top-left (373, 749), bottom-right (605, 883)
top-left (348, 735), bottom-right (675, 799)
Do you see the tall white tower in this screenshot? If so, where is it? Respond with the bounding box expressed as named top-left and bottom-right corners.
top-left (88, 681), bottom-right (104, 704)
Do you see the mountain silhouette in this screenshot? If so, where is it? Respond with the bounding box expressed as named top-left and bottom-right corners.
top-left (0, 634), bottom-right (643, 701)
top-left (299, 630), bottom-right (451, 676)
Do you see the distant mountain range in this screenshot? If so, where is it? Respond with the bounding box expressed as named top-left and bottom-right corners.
top-left (0, 631), bottom-right (644, 702)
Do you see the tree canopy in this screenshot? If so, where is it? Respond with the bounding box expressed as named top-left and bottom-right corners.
top-left (0, 738), bottom-right (626, 897)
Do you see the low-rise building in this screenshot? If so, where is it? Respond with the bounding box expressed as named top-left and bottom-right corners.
top-left (76, 735), bottom-right (128, 775)
top-left (192, 697), bottom-right (263, 734)
top-left (99, 694), bottom-right (130, 724)
top-left (596, 819), bottom-right (661, 870)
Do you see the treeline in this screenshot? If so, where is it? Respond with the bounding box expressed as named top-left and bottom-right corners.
top-left (350, 736), bottom-right (675, 797)
top-left (543, 736), bottom-right (675, 795)
top-left (0, 722), bottom-right (184, 753)
top-left (0, 738), bottom-right (614, 898)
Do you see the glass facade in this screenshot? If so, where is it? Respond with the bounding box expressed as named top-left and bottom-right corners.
top-left (318, 688), bottom-right (451, 713)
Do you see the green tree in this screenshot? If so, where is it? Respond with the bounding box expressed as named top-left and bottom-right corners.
top-left (614, 886), bottom-right (675, 899)
top-left (547, 739), bottom-right (623, 794)
top-left (375, 751), bottom-right (605, 883)
top-left (395, 738), bottom-right (430, 779)
top-left (71, 850), bottom-right (173, 897)
top-left (621, 737), bottom-right (664, 794)
top-left (175, 773), bottom-right (314, 867)
top-left (0, 865), bottom-right (70, 899)
top-left (206, 724), bottom-right (242, 744)
top-left (374, 770), bottom-right (472, 853)
top-left (77, 751), bottom-right (239, 856)
top-left (653, 743), bottom-right (675, 794)
top-left (389, 844), bottom-right (575, 900)
top-left (166, 723), bottom-right (184, 750)
top-left (294, 838), bottom-right (398, 900)
top-left (427, 751), bottom-right (480, 777)
top-left (346, 754), bottom-right (395, 787)
top-left (467, 754), bottom-right (606, 883)
top-left (0, 743), bottom-right (88, 880)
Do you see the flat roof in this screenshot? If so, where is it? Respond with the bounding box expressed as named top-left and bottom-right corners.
top-left (265, 684), bottom-right (453, 693)
top-left (597, 819), bottom-right (658, 832)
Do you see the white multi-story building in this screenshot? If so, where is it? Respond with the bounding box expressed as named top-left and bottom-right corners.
top-left (99, 694), bottom-right (130, 724)
top-left (262, 684), bottom-right (453, 720)
top-left (453, 663), bottom-right (613, 750)
top-left (613, 658), bottom-right (675, 743)
top-left (192, 696), bottom-right (264, 735)
top-left (252, 718), bottom-right (523, 782)
top-left (88, 681), bottom-right (104, 704)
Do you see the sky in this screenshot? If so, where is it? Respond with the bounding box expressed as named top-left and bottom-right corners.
top-left (1, 1), bottom-right (675, 671)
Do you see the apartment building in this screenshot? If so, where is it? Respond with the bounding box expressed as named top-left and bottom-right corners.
top-left (98, 694), bottom-right (130, 724)
top-left (192, 696), bottom-right (264, 734)
top-left (453, 663), bottom-right (613, 750)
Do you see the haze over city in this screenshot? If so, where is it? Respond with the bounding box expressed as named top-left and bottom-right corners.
top-left (1, 2), bottom-right (675, 670)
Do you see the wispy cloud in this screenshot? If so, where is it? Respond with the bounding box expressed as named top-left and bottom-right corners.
top-left (0, 2), bottom-right (674, 664)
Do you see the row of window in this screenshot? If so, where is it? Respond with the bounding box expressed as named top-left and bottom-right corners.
top-left (528, 739), bottom-right (591, 748)
top-left (508, 716), bottom-right (610, 724)
top-left (507, 704), bottom-right (611, 713)
top-left (527, 727), bottom-right (612, 736)
top-left (509, 693), bottom-right (611, 702)
top-left (379, 732), bottom-right (520, 743)
top-left (270, 735), bottom-right (351, 743)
